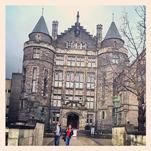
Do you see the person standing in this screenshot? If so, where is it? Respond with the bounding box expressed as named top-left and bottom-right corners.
top-left (54, 121), bottom-right (61, 146)
top-left (64, 125), bottom-right (74, 146)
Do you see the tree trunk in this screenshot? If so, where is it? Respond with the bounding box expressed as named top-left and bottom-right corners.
top-left (138, 106), bottom-right (146, 131)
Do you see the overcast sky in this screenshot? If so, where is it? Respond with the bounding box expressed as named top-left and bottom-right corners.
top-left (6, 5), bottom-right (141, 79)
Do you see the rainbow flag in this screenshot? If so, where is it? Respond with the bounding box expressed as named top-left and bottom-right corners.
top-left (71, 77), bottom-right (76, 83)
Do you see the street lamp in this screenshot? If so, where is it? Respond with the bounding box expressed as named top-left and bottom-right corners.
top-left (113, 96), bottom-right (120, 125)
top-left (61, 98), bottom-right (64, 126)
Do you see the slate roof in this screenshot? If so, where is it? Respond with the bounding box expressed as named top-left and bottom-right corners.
top-left (32, 16), bottom-right (50, 35)
top-left (104, 21), bottom-right (122, 40)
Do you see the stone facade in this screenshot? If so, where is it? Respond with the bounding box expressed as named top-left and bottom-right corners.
top-left (16, 12), bottom-right (139, 132)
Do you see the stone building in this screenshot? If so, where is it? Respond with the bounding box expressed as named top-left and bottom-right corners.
top-left (5, 79), bottom-right (11, 126)
top-left (17, 11), bottom-right (138, 131)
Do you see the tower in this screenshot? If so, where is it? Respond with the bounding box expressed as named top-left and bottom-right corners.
top-left (96, 20), bottom-right (129, 130)
top-left (19, 15), bottom-right (55, 132)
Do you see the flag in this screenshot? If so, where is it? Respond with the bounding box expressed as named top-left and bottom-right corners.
top-left (71, 77), bottom-right (76, 83)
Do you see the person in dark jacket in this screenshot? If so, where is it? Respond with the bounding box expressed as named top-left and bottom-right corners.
top-left (54, 121), bottom-right (62, 146)
top-left (63, 124), bottom-right (74, 146)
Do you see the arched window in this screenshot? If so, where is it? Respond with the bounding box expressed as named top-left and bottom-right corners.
top-left (32, 68), bottom-right (37, 92)
top-left (113, 41), bottom-right (117, 48)
top-left (43, 69), bottom-right (48, 96)
top-left (102, 111), bottom-right (105, 119)
top-left (85, 43), bottom-right (88, 50)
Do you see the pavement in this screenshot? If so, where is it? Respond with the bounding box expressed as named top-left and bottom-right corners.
top-left (43, 136), bottom-right (113, 146)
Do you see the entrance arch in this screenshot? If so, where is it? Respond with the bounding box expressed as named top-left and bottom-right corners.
top-left (67, 113), bottom-right (79, 129)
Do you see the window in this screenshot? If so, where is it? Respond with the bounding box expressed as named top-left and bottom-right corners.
top-left (102, 111), bottom-right (105, 119)
top-left (87, 97), bottom-right (94, 109)
top-left (88, 58), bottom-right (95, 67)
top-left (77, 43), bottom-right (80, 49)
top-left (80, 43), bottom-right (83, 49)
top-left (23, 68), bottom-right (26, 92)
top-left (77, 57), bottom-right (84, 66)
top-left (75, 73), bottom-right (83, 88)
top-left (53, 95), bottom-right (61, 107)
top-left (52, 112), bottom-right (60, 123)
top-left (75, 43), bottom-right (77, 49)
top-left (8, 89), bottom-right (11, 93)
top-left (102, 73), bottom-right (106, 100)
top-left (29, 103), bottom-right (34, 112)
top-left (33, 48), bottom-right (40, 59)
top-left (71, 41), bottom-right (74, 49)
top-left (112, 108), bottom-right (115, 116)
top-left (32, 68), bottom-right (37, 92)
top-left (87, 73), bottom-right (95, 89)
top-left (68, 56), bottom-right (75, 66)
top-left (54, 71), bottom-right (63, 87)
top-left (43, 69), bottom-right (48, 96)
top-left (75, 96), bottom-right (83, 103)
top-left (66, 72), bottom-right (74, 88)
top-left (87, 114), bottom-right (93, 125)
top-left (66, 41), bottom-right (69, 48)
top-left (56, 56), bottom-right (64, 65)
top-left (65, 95), bottom-right (73, 104)
top-left (112, 55), bottom-right (119, 64)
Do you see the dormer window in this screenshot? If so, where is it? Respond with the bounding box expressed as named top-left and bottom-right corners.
top-left (66, 41), bottom-right (69, 48)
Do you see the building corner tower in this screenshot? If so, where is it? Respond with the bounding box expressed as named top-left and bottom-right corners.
top-left (19, 15), bottom-right (55, 132)
top-left (96, 21), bottom-right (129, 130)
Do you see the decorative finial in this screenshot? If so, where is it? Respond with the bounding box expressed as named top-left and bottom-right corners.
top-left (112, 12), bottom-right (114, 22)
top-left (76, 11), bottom-right (79, 23)
top-left (42, 6), bottom-right (44, 16)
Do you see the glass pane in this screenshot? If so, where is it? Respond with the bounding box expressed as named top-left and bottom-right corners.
top-left (72, 62), bottom-right (75, 66)
top-left (76, 74), bottom-right (80, 81)
top-left (90, 119), bottom-right (92, 123)
top-left (80, 74), bottom-right (83, 81)
top-left (54, 95), bottom-right (57, 99)
top-left (81, 62), bottom-right (84, 66)
top-left (58, 100), bottom-right (61, 106)
top-left (66, 82), bottom-right (69, 87)
top-left (90, 102), bottom-right (93, 108)
top-left (53, 117), bottom-right (55, 121)
top-left (75, 83), bottom-right (79, 88)
top-left (71, 73), bottom-right (74, 79)
top-left (68, 61), bottom-right (71, 65)
top-left (59, 72), bottom-right (62, 80)
top-left (33, 68), bottom-right (37, 79)
top-left (67, 73), bottom-right (70, 81)
top-left (88, 63), bottom-right (91, 67)
top-left (55, 81), bottom-right (58, 87)
top-left (92, 63), bottom-right (95, 67)
top-left (32, 81), bottom-right (36, 92)
top-left (87, 83), bottom-right (90, 89)
top-left (56, 60), bottom-right (59, 65)
top-left (58, 95), bottom-right (61, 99)
top-left (59, 82), bottom-right (62, 87)
top-left (70, 82), bottom-right (73, 88)
top-left (77, 62), bottom-right (80, 66)
top-left (80, 83), bottom-right (83, 88)
top-left (55, 73), bottom-right (59, 80)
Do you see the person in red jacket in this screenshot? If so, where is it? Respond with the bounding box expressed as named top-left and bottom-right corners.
top-left (64, 125), bottom-right (74, 146)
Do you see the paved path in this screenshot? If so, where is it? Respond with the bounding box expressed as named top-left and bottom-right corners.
top-left (45, 136), bottom-right (112, 146)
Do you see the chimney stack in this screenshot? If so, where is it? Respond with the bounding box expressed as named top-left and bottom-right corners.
top-left (52, 21), bottom-right (59, 40)
top-left (96, 24), bottom-right (103, 46)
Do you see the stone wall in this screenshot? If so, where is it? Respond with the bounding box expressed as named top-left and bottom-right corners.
top-left (112, 124), bottom-right (146, 146)
top-left (7, 122), bottom-right (44, 146)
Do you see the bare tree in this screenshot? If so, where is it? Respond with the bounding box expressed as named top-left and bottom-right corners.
top-left (114, 5), bottom-right (146, 131)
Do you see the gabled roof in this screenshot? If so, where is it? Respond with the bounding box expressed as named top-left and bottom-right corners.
top-left (104, 21), bottom-right (122, 40)
top-left (31, 16), bottom-right (50, 35)
top-left (57, 23), bottom-right (95, 40)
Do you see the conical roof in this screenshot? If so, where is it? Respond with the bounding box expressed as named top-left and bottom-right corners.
top-left (32, 16), bottom-right (50, 35)
top-left (104, 21), bottom-right (122, 40)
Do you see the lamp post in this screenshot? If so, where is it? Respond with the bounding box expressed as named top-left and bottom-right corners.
top-left (61, 98), bottom-right (64, 126)
top-left (113, 96), bottom-right (120, 125)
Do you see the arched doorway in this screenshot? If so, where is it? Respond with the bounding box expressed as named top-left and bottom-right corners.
top-left (67, 113), bottom-right (79, 129)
